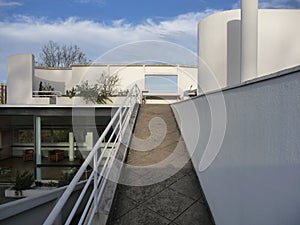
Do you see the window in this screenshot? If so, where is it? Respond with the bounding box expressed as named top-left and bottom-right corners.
top-left (145, 75), bottom-right (178, 93)
top-left (41, 129), bottom-right (70, 143)
top-left (13, 128), bottom-right (71, 144)
top-left (13, 129), bottom-right (34, 143)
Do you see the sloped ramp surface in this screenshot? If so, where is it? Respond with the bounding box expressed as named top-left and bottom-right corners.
top-left (107, 104), bottom-right (214, 225)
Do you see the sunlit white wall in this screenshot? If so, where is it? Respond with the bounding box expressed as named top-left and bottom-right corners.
top-left (7, 55), bottom-right (197, 105)
top-left (198, 9), bottom-right (300, 91)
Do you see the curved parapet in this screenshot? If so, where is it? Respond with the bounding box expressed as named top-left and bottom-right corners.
top-left (198, 9), bottom-right (300, 91)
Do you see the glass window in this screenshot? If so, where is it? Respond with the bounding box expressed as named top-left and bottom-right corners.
top-left (145, 75), bottom-right (178, 93)
top-left (13, 129), bottom-right (34, 143)
top-left (13, 128), bottom-right (71, 143)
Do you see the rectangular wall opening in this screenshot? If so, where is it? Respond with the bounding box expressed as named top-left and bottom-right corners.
top-left (145, 75), bottom-right (178, 93)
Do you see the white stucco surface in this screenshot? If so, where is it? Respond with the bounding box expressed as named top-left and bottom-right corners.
top-left (34, 68), bottom-right (72, 93)
top-left (7, 54), bottom-right (34, 104)
top-left (7, 54), bottom-right (198, 105)
top-left (7, 59), bottom-right (197, 105)
top-left (198, 9), bottom-right (300, 91)
top-left (171, 67), bottom-right (300, 225)
top-left (241, 0), bottom-right (258, 81)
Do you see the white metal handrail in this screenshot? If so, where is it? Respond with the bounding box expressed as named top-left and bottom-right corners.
top-left (43, 84), bottom-right (141, 225)
top-left (32, 90), bottom-right (63, 97)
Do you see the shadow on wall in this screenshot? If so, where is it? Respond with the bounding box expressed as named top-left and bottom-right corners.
top-left (227, 19), bottom-right (241, 86)
top-left (34, 78), bottom-right (66, 94)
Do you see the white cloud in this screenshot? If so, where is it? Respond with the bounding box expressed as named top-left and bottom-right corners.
top-left (0, 9), bottom-right (218, 81)
top-left (0, 0), bottom-right (22, 7)
top-left (73, 0), bottom-right (105, 4)
top-left (231, 2), bottom-right (240, 9)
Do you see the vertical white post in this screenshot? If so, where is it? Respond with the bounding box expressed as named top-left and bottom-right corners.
top-left (241, 0), bottom-right (258, 82)
top-left (93, 149), bottom-right (98, 213)
top-left (86, 132), bottom-right (93, 151)
top-left (69, 132), bottom-right (74, 161)
top-left (119, 108), bottom-right (123, 141)
top-left (34, 116), bottom-right (42, 180)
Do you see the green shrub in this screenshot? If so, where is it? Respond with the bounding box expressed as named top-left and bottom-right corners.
top-left (13, 170), bottom-right (34, 196)
top-left (57, 168), bottom-right (77, 187)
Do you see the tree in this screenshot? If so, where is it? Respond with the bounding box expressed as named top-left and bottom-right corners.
top-left (98, 72), bottom-right (120, 97)
top-left (38, 40), bottom-right (88, 67)
top-left (68, 72), bottom-right (120, 104)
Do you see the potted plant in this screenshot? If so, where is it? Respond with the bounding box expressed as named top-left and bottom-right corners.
top-left (13, 170), bottom-right (34, 197)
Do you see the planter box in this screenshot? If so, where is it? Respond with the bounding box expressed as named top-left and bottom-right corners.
top-left (5, 185), bottom-right (57, 198)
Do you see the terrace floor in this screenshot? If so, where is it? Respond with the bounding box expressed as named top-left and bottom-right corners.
top-left (106, 104), bottom-right (214, 225)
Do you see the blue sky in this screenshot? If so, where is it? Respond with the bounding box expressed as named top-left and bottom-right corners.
top-left (0, 0), bottom-right (299, 81)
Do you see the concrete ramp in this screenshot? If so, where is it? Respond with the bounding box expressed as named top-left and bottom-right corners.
top-left (107, 104), bottom-right (214, 225)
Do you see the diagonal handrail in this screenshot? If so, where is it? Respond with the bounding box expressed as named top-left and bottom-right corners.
top-left (43, 84), bottom-right (141, 225)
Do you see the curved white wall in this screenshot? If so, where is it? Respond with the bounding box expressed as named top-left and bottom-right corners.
top-left (258, 10), bottom-right (300, 76)
top-left (7, 57), bottom-right (197, 105)
top-left (69, 64), bottom-right (197, 95)
top-left (34, 68), bottom-right (72, 93)
top-left (198, 10), bottom-right (240, 91)
top-left (198, 9), bottom-right (300, 91)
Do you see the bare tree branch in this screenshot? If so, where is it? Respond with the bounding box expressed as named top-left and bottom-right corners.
top-left (38, 40), bottom-right (88, 67)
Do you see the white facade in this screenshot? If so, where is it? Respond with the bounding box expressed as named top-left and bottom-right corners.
top-left (6, 54), bottom-right (197, 105)
top-left (198, 9), bottom-right (300, 91)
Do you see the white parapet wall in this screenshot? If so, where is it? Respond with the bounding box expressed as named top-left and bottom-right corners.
top-left (171, 66), bottom-right (300, 225)
top-left (6, 58), bottom-right (198, 105)
top-left (198, 9), bottom-right (300, 92)
top-left (7, 54), bottom-right (34, 104)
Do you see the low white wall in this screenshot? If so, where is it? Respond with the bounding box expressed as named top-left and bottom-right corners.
top-left (171, 67), bottom-right (300, 225)
top-left (71, 64), bottom-right (197, 96)
top-left (6, 55), bottom-right (197, 105)
top-left (198, 9), bottom-right (300, 91)
top-left (0, 182), bottom-right (90, 225)
top-left (31, 97), bottom-right (50, 104)
top-left (56, 96), bottom-right (126, 105)
top-left (7, 63), bottom-right (197, 105)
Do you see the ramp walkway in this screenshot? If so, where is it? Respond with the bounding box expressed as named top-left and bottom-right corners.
top-left (107, 104), bottom-right (214, 225)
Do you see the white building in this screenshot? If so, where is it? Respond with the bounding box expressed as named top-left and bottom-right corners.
top-left (198, 8), bottom-right (300, 91)
top-left (7, 54), bottom-right (198, 105)
top-left (1, 54), bottom-right (198, 182)
top-left (1, 1), bottom-right (300, 224)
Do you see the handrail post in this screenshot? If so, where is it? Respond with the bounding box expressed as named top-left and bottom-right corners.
top-left (119, 107), bottom-right (123, 141)
top-left (93, 147), bottom-right (98, 213)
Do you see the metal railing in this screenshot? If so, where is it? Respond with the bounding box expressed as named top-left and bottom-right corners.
top-left (32, 90), bottom-right (63, 97)
top-left (43, 84), bottom-right (141, 225)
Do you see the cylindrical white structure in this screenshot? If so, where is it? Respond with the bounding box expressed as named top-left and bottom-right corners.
top-left (241, 0), bottom-right (258, 82)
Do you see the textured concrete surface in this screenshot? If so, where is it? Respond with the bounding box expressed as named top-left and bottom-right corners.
top-left (107, 104), bottom-right (214, 225)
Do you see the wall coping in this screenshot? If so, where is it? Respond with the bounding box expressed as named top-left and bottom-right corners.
top-left (173, 64), bottom-right (300, 105)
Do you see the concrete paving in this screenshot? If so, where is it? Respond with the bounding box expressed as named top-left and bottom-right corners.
top-left (107, 104), bottom-right (214, 225)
